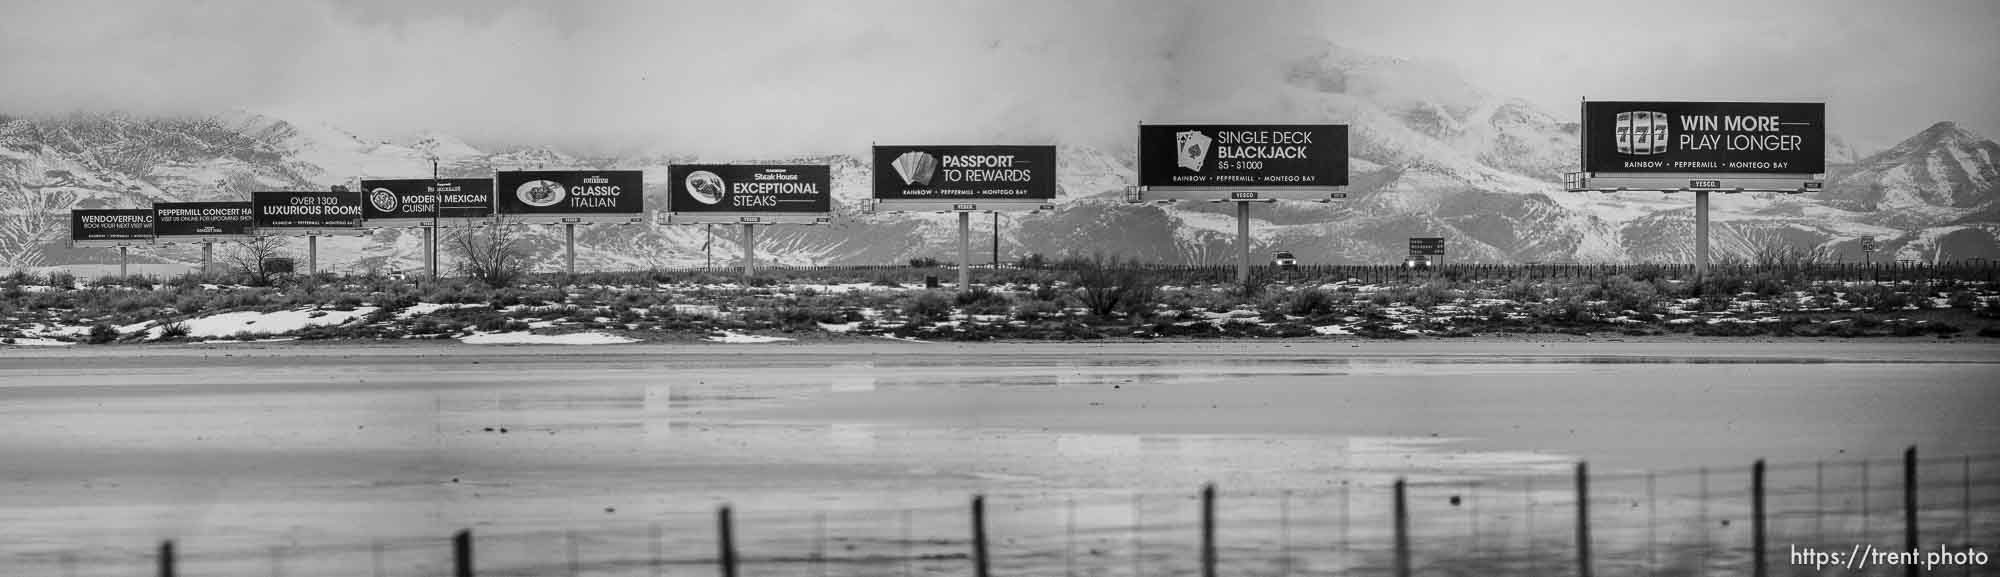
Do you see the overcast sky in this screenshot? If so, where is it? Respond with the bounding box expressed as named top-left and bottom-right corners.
top-left (2, 0), bottom-right (1993, 158)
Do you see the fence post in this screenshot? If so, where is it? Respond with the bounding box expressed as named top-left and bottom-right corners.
top-left (815, 512), bottom-right (828, 577)
top-left (1279, 490), bottom-right (1292, 577)
top-left (1848, 456), bottom-right (1864, 544)
top-left (972, 495), bottom-right (990, 577)
top-left (1200, 484), bottom-right (1216, 577)
top-left (718, 506), bottom-right (737, 577)
top-left (1394, 478), bottom-right (1411, 577)
top-left (454, 529), bottom-right (473, 577)
top-left (1066, 498), bottom-right (1076, 577)
top-left (1577, 462), bottom-right (1592, 577)
top-left (1699, 468), bottom-right (1709, 570)
top-left (651, 523), bottom-right (665, 577)
top-left (158, 540), bottom-right (175, 577)
top-left (1905, 447), bottom-right (1919, 577)
top-left (1648, 472), bottom-right (1657, 577)
top-left (1753, 459), bottom-right (1767, 577)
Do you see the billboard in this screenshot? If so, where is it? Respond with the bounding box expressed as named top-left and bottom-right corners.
top-left (70, 209), bottom-right (154, 243)
top-left (1409, 237), bottom-right (1444, 256)
top-left (360, 179), bottom-right (495, 222)
top-left (494, 170), bottom-right (644, 216)
top-left (153, 202), bottom-right (253, 237)
top-left (1139, 124), bottom-right (1349, 188)
top-left (1582, 101), bottom-right (1824, 174)
top-left (871, 145), bottom-right (1057, 201)
top-left (252, 190), bottom-right (363, 229)
top-left (668, 165), bottom-right (831, 214)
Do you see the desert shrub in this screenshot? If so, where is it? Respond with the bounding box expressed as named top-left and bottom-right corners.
top-left (908, 257), bottom-right (943, 268)
top-left (165, 273), bottom-right (205, 289)
top-left (1072, 257), bottom-right (1158, 319)
top-left (1592, 275), bottom-right (1660, 313)
top-left (1534, 292), bottom-right (1595, 324)
top-left (1289, 287), bottom-right (1337, 317)
top-left (1500, 279), bottom-right (1545, 303)
top-left (1028, 282), bottom-right (1065, 302)
top-left (1406, 281), bottom-right (1457, 308)
top-left (902, 290), bottom-right (953, 323)
top-left (1944, 288), bottom-right (1976, 310)
top-left (1692, 321), bottom-right (1765, 337)
top-left (1849, 285), bottom-right (1913, 312)
top-left (1019, 253), bottom-right (1048, 270)
top-left (48, 271), bottom-right (76, 289)
top-left (329, 294), bottom-right (365, 311)
top-left (1014, 299), bottom-right (1061, 322)
top-left (157, 321), bottom-right (191, 340)
top-left (87, 323), bottom-right (117, 344)
top-left (1978, 326), bottom-right (2000, 338)
top-left (955, 286), bottom-right (1013, 316)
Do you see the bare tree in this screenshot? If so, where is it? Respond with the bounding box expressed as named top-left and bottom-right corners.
top-left (1744, 228), bottom-right (1836, 269)
top-left (448, 213), bottom-right (529, 288)
top-left (224, 234), bottom-right (290, 286)
top-left (0, 177), bottom-right (79, 271)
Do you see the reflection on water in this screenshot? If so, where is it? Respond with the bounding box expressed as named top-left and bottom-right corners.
top-left (863, 355), bottom-right (1990, 371)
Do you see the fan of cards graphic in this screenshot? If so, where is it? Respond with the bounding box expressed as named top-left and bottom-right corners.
top-left (1176, 131), bottom-right (1212, 172)
top-left (893, 151), bottom-right (938, 186)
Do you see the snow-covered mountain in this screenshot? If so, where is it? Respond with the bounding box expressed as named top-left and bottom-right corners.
top-left (4, 39), bottom-right (1995, 273)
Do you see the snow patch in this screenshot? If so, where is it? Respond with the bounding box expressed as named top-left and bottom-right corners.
top-left (460, 331), bottom-right (637, 345)
top-left (1, 337), bottom-right (74, 347)
top-left (705, 331), bottom-right (795, 344)
top-left (178, 307), bottom-right (379, 339)
top-left (397, 302), bottom-right (489, 320)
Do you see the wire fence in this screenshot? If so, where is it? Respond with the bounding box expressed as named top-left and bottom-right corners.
top-left (623, 262), bottom-right (2000, 287)
top-left (32, 260), bottom-right (2000, 290)
top-left (12, 447), bottom-right (1997, 576)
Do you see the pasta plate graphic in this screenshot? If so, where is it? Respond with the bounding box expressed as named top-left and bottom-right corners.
top-left (516, 180), bottom-right (566, 208)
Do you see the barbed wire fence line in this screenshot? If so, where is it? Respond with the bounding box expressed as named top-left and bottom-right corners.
top-left (12, 447), bottom-right (1996, 577)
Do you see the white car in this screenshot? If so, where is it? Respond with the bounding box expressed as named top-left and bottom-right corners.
top-left (1271, 251), bottom-right (1299, 270)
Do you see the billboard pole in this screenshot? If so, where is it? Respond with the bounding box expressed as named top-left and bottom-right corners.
top-left (958, 211), bottom-right (972, 291)
top-left (201, 242), bottom-right (213, 277)
top-left (992, 211), bottom-right (999, 268)
top-left (308, 235), bottom-right (318, 276)
top-left (119, 246), bottom-right (129, 278)
top-left (428, 156), bottom-right (440, 281)
top-left (565, 223), bottom-right (576, 278)
top-left (707, 224), bottom-right (714, 271)
top-left (741, 224), bottom-right (756, 279)
top-left (1695, 190), bottom-right (1710, 283)
top-left (1236, 201), bottom-right (1251, 286)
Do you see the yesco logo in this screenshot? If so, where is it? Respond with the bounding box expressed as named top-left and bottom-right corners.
top-left (1616, 111), bottom-right (1670, 155)
top-left (516, 180), bottom-right (566, 207)
top-left (1176, 131), bottom-right (1213, 172)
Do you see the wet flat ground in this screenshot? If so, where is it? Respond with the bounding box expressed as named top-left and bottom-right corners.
top-left (3, 341), bottom-right (1996, 576)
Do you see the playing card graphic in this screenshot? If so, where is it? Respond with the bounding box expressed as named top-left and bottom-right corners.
top-left (1176, 130), bottom-right (1212, 172)
top-left (893, 151), bottom-right (939, 186)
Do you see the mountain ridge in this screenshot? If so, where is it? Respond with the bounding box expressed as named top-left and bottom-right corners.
top-left (4, 40), bottom-right (1996, 272)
